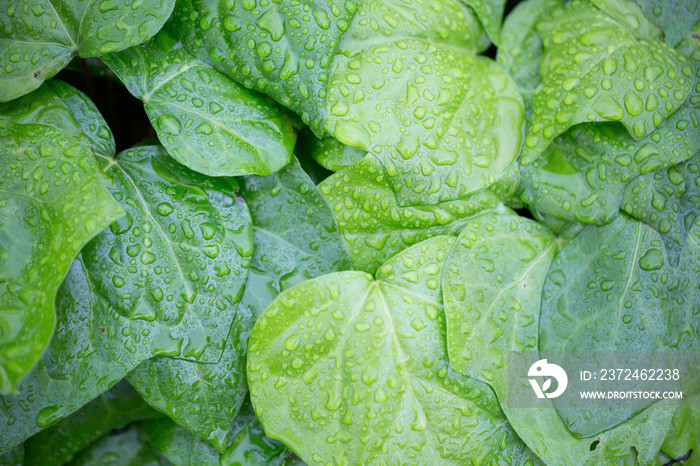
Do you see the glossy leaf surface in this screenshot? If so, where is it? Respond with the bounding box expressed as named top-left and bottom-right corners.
top-left (171, 0), bottom-right (356, 133)
top-left (521, 0), bottom-right (695, 165)
top-left (0, 0), bottom-right (175, 101)
top-left (326, 0), bottom-right (522, 206)
top-left (0, 146), bottom-right (252, 451)
top-left (24, 381), bottom-right (162, 466)
top-left (305, 134), bottom-right (367, 172)
top-left (103, 38), bottom-right (297, 177)
top-left (140, 401), bottom-right (300, 466)
top-left (318, 155), bottom-right (503, 274)
top-left (0, 86), bottom-right (124, 394)
top-left (248, 237), bottom-right (536, 465)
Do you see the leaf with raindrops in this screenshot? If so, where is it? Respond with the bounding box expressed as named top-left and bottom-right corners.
top-left (139, 401), bottom-right (302, 466)
top-left (68, 427), bottom-right (171, 466)
top-left (302, 132), bottom-right (367, 172)
top-left (0, 84), bottom-right (124, 395)
top-left (247, 236), bottom-right (540, 465)
top-left (0, 0), bottom-right (176, 102)
top-left (318, 154), bottom-right (510, 274)
top-left (102, 34), bottom-right (298, 177)
top-left (521, 0), bottom-right (696, 165)
top-left (0, 145), bottom-right (252, 452)
top-left (22, 381), bottom-right (162, 466)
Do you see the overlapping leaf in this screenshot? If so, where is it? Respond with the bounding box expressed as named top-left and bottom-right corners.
top-left (521, 0), bottom-right (695, 165)
top-left (0, 84), bottom-right (124, 394)
top-left (103, 36), bottom-right (297, 177)
top-left (318, 155), bottom-right (506, 273)
top-left (443, 212), bottom-right (677, 465)
top-left (248, 236), bottom-right (538, 465)
top-left (69, 428), bottom-right (171, 466)
top-left (0, 0), bottom-right (175, 101)
top-left (0, 146), bottom-right (252, 452)
top-left (139, 401), bottom-right (301, 466)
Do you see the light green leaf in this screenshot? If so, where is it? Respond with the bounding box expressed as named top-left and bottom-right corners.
top-left (170, 0), bottom-right (356, 134)
top-left (0, 0), bottom-right (175, 102)
top-left (68, 427), bottom-right (172, 466)
top-left (661, 395), bottom-right (699, 464)
top-left (318, 155), bottom-right (504, 274)
top-left (247, 237), bottom-right (536, 465)
top-left (102, 37), bottom-right (297, 177)
top-left (0, 88), bottom-right (124, 394)
top-left (676, 21), bottom-right (700, 65)
top-left (0, 145), bottom-right (252, 452)
top-left (496, 0), bottom-right (564, 114)
top-left (442, 213), bottom-right (675, 465)
top-left (540, 215), bottom-right (676, 436)
top-left (23, 381), bottom-right (162, 466)
top-left (520, 87), bottom-right (700, 225)
top-left (458, 0), bottom-right (506, 45)
top-left (304, 133), bottom-right (367, 172)
top-left (521, 0), bottom-right (695, 165)
top-left (326, 0), bottom-right (522, 206)
top-left (139, 401), bottom-right (298, 466)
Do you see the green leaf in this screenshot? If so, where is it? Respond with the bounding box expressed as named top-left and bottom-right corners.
top-left (126, 307), bottom-right (251, 454)
top-left (661, 395), bottom-right (699, 464)
top-left (304, 133), bottom-right (367, 172)
top-left (0, 0), bottom-right (176, 102)
top-left (24, 381), bottom-right (162, 466)
top-left (318, 155), bottom-right (504, 274)
top-left (442, 213), bottom-right (676, 465)
top-left (458, 0), bottom-right (506, 45)
top-left (521, 0), bottom-right (696, 165)
top-left (68, 427), bottom-right (172, 466)
top-left (0, 145), bottom-right (252, 452)
top-left (539, 215), bottom-right (677, 436)
top-left (443, 211), bottom-right (559, 382)
top-left (519, 89), bottom-right (700, 225)
top-left (247, 236), bottom-right (536, 465)
top-left (635, 0), bottom-right (700, 47)
top-left (675, 20), bottom-right (700, 65)
top-left (170, 0), bottom-right (356, 134)
top-left (102, 37), bottom-right (297, 177)
top-left (0, 88), bottom-right (124, 394)
top-left (140, 401), bottom-right (298, 466)
top-left (496, 0), bottom-right (564, 114)
top-left (325, 0), bottom-right (522, 206)
top-left (126, 155), bottom-right (349, 453)
top-left (621, 155), bottom-right (700, 250)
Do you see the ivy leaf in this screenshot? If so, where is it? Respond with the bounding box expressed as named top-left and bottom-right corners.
top-left (539, 215), bottom-right (677, 436)
top-left (0, 0), bottom-right (175, 102)
top-left (126, 155), bottom-right (349, 453)
top-left (0, 86), bottom-right (124, 394)
top-left (103, 37), bottom-right (297, 177)
top-left (442, 213), bottom-right (676, 465)
top-left (458, 0), bottom-right (506, 45)
top-left (23, 381), bottom-right (162, 466)
top-left (139, 401), bottom-right (299, 466)
top-left (521, 0), bottom-right (695, 165)
top-left (170, 0), bottom-right (356, 134)
top-left (325, 0), bottom-right (522, 206)
top-left (68, 427), bottom-right (171, 466)
top-left (519, 88), bottom-right (700, 225)
top-left (247, 236), bottom-right (537, 465)
top-left (318, 155), bottom-right (504, 274)
top-left (0, 146), bottom-right (252, 452)
top-left (496, 0), bottom-right (564, 114)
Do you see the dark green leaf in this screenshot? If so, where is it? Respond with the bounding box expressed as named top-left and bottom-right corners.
top-left (68, 427), bottom-right (171, 466)
top-left (102, 37), bottom-right (297, 177)
top-left (24, 381), bottom-right (162, 466)
top-left (0, 0), bottom-right (176, 101)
